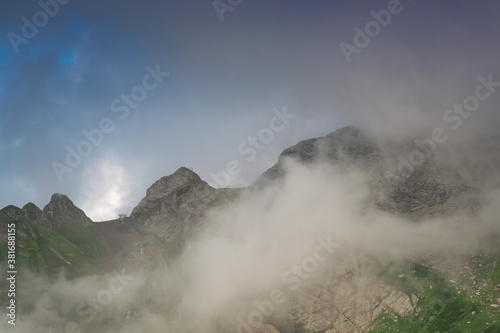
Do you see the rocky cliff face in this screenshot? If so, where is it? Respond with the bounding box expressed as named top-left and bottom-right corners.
top-left (128, 167), bottom-right (236, 245)
top-left (255, 126), bottom-right (496, 218)
top-left (92, 167), bottom-right (241, 270)
top-left (0, 204), bottom-right (45, 250)
top-left (43, 193), bottom-right (93, 227)
top-left (254, 127), bottom-right (378, 186)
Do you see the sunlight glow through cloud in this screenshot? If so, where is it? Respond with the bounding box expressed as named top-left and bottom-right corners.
top-left (80, 152), bottom-right (130, 221)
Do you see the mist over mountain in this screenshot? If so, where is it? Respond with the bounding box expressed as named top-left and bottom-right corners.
top-left (2, 1), bottom-right (500, 332)
top-left (1, 126), bottom-right (500, 332)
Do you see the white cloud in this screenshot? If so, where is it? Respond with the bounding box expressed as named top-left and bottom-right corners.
top-left (80, 152), bottom-right (131, 221)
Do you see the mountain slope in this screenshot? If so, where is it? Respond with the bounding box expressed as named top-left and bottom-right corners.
top-left (0, 194), bottom-right (106, 277)
top-left (1, 126), bottom-right (499, 333)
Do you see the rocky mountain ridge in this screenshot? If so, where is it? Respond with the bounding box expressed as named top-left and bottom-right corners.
top-left (1, 126), bottom-right (499, 332)
top-left (0, 166), bottom-right (240, 272)
top-left (255, 126), bottom-right (498, 217)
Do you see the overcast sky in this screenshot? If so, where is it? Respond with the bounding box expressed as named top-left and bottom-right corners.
top-left (0, 0), bottom-right (499, 220)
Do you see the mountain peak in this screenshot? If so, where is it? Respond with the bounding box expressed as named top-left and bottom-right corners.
top-left (325, 125), bottom-right (360, 139)
top-left (22, 202), bottom-right (41, 211)
top-left (173, 167), bottom-right (201, 181)
top-left (129, 166), bottom-right (235, 245)
top-left (47, 193), bottom-right (74, 207)
top-left (0, 205), bottom-right (23, 220)
top-left (21, 202), bottom-right (47, 222)
top-left (43, 193), bottom-right (92, 226)
top-left (140, 167), bottom-right (202, 203)
top-left (252, 126), bottom-right (377, 188)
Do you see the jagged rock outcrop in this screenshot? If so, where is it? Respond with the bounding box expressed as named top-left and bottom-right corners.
top-left (131, 167), bottom-right (205, 216)
top-left (91, 167), bottom-right (241, 270)
top-left (129, 167), bottom-right (236, 245)
top-left (254, 127), bottom-right (379, 187)
top-left (0, 205), bottom-right (43, 249)
top-left (254, 126), bottom-right (497, 217)
top-left (42, 193), bottom-right (93, 227)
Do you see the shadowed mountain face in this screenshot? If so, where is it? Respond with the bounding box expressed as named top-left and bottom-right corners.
top-left (1, 127), bottom-right (499, 333)
top-left (43, 193), bottom-right (93, 227)
top-left (252, 127), bottom-right (380, 191)
top-left (255, 126), bottom-right (499, 217)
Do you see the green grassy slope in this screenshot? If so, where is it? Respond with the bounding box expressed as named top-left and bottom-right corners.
top-left (0, 205), bottom-right (107, 278)
top-left (369, 255), bottom-right (500, 333)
